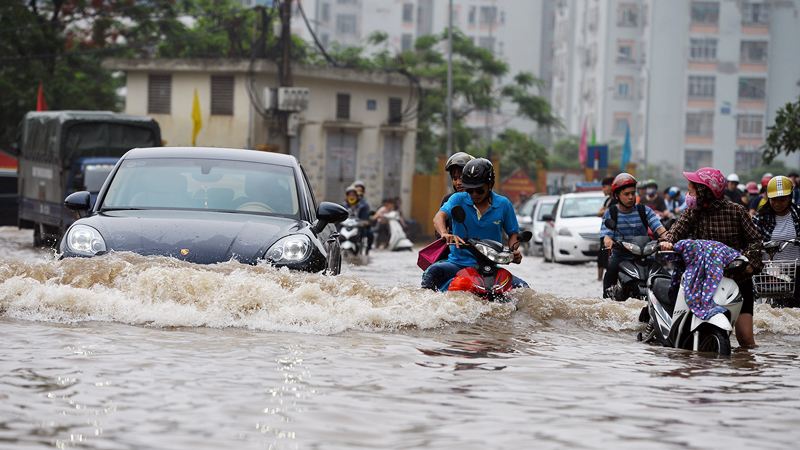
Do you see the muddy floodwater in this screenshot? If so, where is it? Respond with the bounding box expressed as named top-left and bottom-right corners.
top-left (2, 226), bottom-right (800, 449)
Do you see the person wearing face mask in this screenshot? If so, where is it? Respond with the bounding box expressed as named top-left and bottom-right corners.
top-left (343, 184), bottom-right (372, 250)
top-left (642, 179), bottom-right (668, 219)
top-left (753, 176), bottom-right (800, 307)
top-left (421, 158), bottom-right (527, 291)
top-left (600, 173), bottom-right (667, 299)
top-left (660, 167), bottom-right (763, 348)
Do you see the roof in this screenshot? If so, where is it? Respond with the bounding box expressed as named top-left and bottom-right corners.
top-left (123, 147), bottom-right (299, 166)
top-left (561, 191), bottom-right (606, 198)
top-left (103, 58), bottom-right (438, 89)
top-left (24, 110), bottom-right (158, 125)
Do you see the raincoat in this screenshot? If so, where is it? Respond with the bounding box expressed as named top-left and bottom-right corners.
top-left (671, 239), bottom-right (741, 320)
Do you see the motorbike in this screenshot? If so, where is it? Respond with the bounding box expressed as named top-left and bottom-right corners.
top-left (444, 206), bottom-right (532, 302)
top-left (753, 239), bottom-right (800, 308)
top-left (603, 219), bottom-right (670, 301)
top-left (337, 217), bottom-right (369, 264)
top-left (639, 249), bottom-right (749, 356)
top-left (383, 210), bottom-right (414, 251)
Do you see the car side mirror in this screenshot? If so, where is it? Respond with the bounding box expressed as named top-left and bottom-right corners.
top-left (541, 214), bottom-right (553, 222)
top-left (452, 205), bottom-right (466, 223)
top-left (604, 218), bottom-right (617, 230)
top-left (519, 230), bottom-right (533, 243)
top-left (313, 201), bottom-right (349, 234)
top-left (64, 191), bottom-right (91, 211)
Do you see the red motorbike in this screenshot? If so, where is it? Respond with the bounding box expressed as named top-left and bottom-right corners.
top-left (445, 206), bottom-right (532, 302)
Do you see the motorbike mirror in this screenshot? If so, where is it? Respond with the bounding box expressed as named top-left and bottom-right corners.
top-left (452, 205), bottom-right (466, 224)
top-left (64, 191), bottom-right (92, 211)
top-left (519, 230), bottom-right (533, 243)
top-left (604, 218), bottom-right (617, 230)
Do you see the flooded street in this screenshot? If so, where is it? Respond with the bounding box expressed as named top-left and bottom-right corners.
top-left (2, 226), bottom-right (800, 449)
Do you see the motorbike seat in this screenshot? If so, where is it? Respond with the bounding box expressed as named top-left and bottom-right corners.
top-left (650, 276), bottom-right (676, 315)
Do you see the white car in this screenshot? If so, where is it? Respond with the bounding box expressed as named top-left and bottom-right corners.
top-left (542, 192), bottom-right (606, 263)
top-left (530, 195), bottom-right (559, 255)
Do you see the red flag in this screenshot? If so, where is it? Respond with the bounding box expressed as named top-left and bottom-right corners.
top-left (578, 119), bottom-right (587, 166)
top-left (36, 82), bottom-right (48, 111)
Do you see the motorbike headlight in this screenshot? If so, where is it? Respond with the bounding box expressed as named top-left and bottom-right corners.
top-left (66, 224), bottom-right (107, 256)
top-left (621, 242), bottom-right (642, 255)
top-left (474, 243), bottom-right (513, 264)
top-left (643, 241), bottom-right (659, 256)
top-left (557, 228), bottom-right (573, 237)
top-left (265, 235), bottom-right (311, 263)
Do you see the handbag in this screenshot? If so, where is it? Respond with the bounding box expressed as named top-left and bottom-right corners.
top-left (417, 238), bottom-right (449, 271)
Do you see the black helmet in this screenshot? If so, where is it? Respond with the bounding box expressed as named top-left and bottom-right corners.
top-left (445, 152), bottom-right (474, 172)
top-left (461, 158), bottom-right (495, 189)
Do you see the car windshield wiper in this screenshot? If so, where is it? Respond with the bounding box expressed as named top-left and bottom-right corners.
top-left (99, 207), bottom-right (146, 212)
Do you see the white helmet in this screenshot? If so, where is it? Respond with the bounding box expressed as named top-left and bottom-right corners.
top-left (727, 173), bottom-right (740, 183)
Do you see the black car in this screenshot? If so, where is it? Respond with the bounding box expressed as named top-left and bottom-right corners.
top-left (59, 147), bottom-right (349, 274)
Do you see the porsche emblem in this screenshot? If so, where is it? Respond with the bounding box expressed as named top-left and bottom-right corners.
top-left (180, 248), bottom-right (190, 256)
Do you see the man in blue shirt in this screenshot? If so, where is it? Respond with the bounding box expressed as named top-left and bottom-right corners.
top-left (421, 158), bottom-right (528, 291)
top-left (600, 173), bottom-right (667, 299)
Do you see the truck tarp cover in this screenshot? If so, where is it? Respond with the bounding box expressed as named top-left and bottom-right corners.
top-left (21, 111), bottom-right (159, 165)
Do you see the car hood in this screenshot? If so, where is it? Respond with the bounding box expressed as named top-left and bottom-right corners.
top-left (75, 210), bottom-right (306, 264)
top-left (556, 216), bottom-right (602, 232)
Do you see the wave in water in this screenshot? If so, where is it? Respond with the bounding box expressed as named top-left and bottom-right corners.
top-left (2, 253), bottom-right (799, 335)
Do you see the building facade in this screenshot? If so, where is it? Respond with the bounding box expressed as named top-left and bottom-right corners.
top-left (551, 0), bottom-right (800, 180)
top-left (105, 58), bottom-right (425, 213)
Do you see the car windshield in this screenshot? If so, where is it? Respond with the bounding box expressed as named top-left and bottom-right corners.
top-left (101, 158), bottom-right (300, 217)
top-left (560, 196), bottom-right (605, 218)
top-left (518, 198), bottom-right (536, 216)
top-left (536, 201), bottom-right (557, 220)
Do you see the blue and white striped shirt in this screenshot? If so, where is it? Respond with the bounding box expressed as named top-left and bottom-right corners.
top-left (600, 205), bottom-right (663, 238)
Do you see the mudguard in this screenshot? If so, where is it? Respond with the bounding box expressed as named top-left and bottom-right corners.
top-left (448, 267), bottom-right (513, 298)
top-left (691, 313), bottom-right (732, 332)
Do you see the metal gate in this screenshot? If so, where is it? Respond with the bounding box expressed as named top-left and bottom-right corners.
top-left (325, 131), bottom-right (358, 202)
top-left (382, 134), bottom-right (403, 201)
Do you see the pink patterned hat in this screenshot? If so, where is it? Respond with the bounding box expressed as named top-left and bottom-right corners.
top-left (683, 167), bottom-right (726, 199)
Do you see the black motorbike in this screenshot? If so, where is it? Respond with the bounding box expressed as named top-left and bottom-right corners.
top-left (604, 218), bottom-right (670, 301)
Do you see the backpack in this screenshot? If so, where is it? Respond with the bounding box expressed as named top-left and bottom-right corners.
top-left (609, 204), bottom-right (651, 236)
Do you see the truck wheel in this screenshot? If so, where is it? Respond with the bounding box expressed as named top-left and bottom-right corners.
top-left (33, 223), bottom-right (43, 247)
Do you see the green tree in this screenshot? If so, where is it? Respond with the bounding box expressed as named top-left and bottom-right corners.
top-left (763, 96), bottom-right (800, 163)
top-left (549, 136), bottom-right (581, 170)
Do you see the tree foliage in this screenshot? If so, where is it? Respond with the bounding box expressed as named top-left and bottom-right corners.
top-left (763, 96), bottom-right (800, 164)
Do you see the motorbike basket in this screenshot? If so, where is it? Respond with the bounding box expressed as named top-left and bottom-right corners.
top-left (753, 260), bottom-right (797, 298)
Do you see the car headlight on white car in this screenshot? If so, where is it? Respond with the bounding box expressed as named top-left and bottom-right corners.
top-left (265, 235), bottom-right (311, 263)
top-left (66, 225), bottom-right (107, 256)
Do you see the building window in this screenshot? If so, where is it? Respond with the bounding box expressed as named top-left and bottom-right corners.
top-left (401, 33), bottom-right (413, 51)
top-left (210, 75), bottom-right (234, 116)
top-left (320, 33), bottom-right (329, 47)
top-left (478, 36), bottom-right (495, 52)
top-left (739, 77), bottom-right (766, 100)
top-left (468, 6), bottom-right (476, 25)
top-left (388, 97), bottom-right (403, 125)
top-left (691, 1), bottom-right (719, 25)
top-left (147, 74), bottom-right (171, 114)
top-left (735, 150), bottom-right (761, 172)
top-left (479, 6), bottom-right (497, 25)
top-left (336, 14), bottom-right (357, 34)
top-left (688, 75), bottom-right (715, 99)
top-left (321, 3), bottom-right (330, 22)
top-left (741, 41), bottom-right (768, 64)
top-left (616, 41), bottom-right (634, 63)
top-left (685, 149), bottom-right (713, 171)
top-left (689, 38), bottom-right (717, 61)
top-left (613, 117), bottom-right (629, 136)
top-left (336, 93), bottom-right (350, 120)
top-left (737, 114), bottom-right (764, 137)
top-left (685, 111), bottom-right (714, 137)
top-left (402, 3), bottom-right (414, 23)
top-left (742, 1), bottom-right (769, 25)
top-left (615, 77), bottom-right (633, 99)
top-left (617, 3), bottom-right (639, 27)
top-left (366, 99), bottom-right (377, 111)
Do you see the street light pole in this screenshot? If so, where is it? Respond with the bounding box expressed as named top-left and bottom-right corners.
top-left (446, 0), bottom-right (453, 155)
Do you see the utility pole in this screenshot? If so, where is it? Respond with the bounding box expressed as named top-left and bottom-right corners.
top-left (446, 0), bottom-right (453, 156)
top-left (279, 0), bottom-right (293, 154)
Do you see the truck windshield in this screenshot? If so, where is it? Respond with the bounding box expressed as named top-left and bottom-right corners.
top-left (101, 158), bottom-right (300, 217)
top-left (84, 164), bottom-right (116, 192)
top-left (65, 123), bottom-right (158, 159)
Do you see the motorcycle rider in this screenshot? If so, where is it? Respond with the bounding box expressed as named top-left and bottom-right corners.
top-left (753, 176), bottom-right (800, 307)
top-left (597, 176), bottom-right (617, 281)
top-left (422, 158), bottom-right (528, 291)
top-left (442, 152), bottom-right (475, 206)
top-left (343, 184), bottom-right (371, 252)
top-left (660, 167), bottom-right (763, 348)
top-left (642, 179), bottom-right (668, 218)
top-left (351, 180), bottom-right (374, 252)
top-left (749, 174), bottom-right (772, 215)
top-left (724, 173), bottom-right (745, 206)
top-left (601, 173), bottom-right (667, 299)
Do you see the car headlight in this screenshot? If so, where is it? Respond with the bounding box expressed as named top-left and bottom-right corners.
top-left (557, 228), bottom-right (573, 237)
top-left (66, 224), bottom-right (107, 256)
top-left (265, 235), bottom-right (311, 263)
